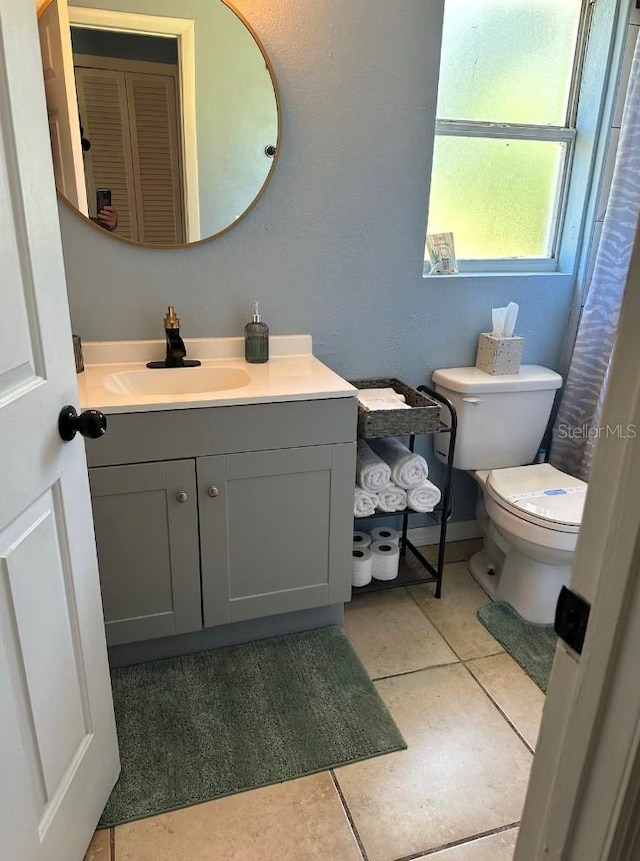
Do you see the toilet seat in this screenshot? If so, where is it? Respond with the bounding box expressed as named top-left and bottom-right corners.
top-left (486, 464), bottom-right (586, 533)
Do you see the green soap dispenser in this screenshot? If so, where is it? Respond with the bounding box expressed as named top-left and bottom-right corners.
top-left (244, 302), bottom-right (269, 363)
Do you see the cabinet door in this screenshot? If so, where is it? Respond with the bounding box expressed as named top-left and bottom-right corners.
top-left (89, 460), bottom-right (201, 646)
top-left (199, 444), bottom-right (355, 627)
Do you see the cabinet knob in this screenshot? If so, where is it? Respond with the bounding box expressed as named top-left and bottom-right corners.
top-left (207, 485), bottom-right (220, 498)
top-left (176, 491), bottom-right (189, 503)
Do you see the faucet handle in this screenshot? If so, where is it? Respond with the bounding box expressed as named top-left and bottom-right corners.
top-left (164, 305), bottom-right (180, 329)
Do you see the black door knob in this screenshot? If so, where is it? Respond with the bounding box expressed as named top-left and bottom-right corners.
top-left (58, 405), bottom-right (108, 442)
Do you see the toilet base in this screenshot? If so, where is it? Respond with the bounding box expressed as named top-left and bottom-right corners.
top-left (470, 486), bottom-right (573, 624)
top-left (495, 541), bottom-right (570, 624)
top-left (468, 550), bottom-right (499, 600)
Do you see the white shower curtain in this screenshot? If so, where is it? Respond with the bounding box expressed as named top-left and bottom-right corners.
top-left (551, 36), bottom-right (640, 481)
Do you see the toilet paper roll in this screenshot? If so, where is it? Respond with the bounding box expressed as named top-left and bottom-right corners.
top-left (352, 547), bottom-right (373, 587)
top-left (370, 527), bottom-right (401, 545)
top-left (353, 530), bottom-right (372, 549)
top-left (371, 540), bottom-right (400, 581)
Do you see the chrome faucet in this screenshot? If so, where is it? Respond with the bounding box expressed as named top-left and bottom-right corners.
top-left (146, 306), bottom-right (201, 369)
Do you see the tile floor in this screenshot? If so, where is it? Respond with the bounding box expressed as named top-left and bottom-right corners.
top-left (84, 540), bottom-right (545, 861)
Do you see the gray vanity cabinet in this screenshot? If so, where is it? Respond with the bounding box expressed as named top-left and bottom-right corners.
top-left (198, 444), bottom-right (354, 627)
top-left (85, 398), bottom-right (357, 647)
top-left (89, 460), bottom-right (202, 646)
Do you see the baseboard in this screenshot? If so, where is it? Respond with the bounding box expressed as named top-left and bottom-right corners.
top-left (407, 519), bottom-right (481, 547)
top-left (108, 604), bottom-right (344, 668)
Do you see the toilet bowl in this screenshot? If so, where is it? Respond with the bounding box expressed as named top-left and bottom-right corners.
top-left (432, 366), bottom-right (586, 624)
top-left (470, 464), bottom-right (586, 623)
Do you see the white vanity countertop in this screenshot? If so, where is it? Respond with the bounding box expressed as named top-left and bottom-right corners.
top-left (78, 335), bottom-right (356, 414)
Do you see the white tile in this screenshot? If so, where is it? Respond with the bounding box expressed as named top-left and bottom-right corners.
top-left (83, 829), bottom-right (110, 861)
top-left (115, 772), bottom-right (363, 861)
top-left (334, 665), bottom-right (531, 861)
top-left (415, 827), bottom-right (518, 860)
top-left (466, 654), bottom-right (545, 749)
top-left (409, 562), bottom-right (504, 661)
top-left (344, 588), bottom-right (457, 678)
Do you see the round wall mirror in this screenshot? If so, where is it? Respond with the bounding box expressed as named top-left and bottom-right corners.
top-left (37, 0), bottom-right (280, 248)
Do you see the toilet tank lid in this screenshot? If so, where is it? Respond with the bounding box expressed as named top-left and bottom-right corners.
top-left (432, 365), bottom-right (562, 394)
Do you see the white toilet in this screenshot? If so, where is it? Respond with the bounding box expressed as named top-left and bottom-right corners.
top-left (432, 365), bottom-right (588, 624)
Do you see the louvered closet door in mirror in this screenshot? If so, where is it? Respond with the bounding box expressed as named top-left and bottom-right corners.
top-left (126, 72), bottom-right (185, 245)
top-left (75, 64), bottom-right (184, 244)
top-left (75, 67), bottom-right (137, 240)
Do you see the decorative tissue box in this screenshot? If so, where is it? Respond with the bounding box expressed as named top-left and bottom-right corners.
top-left (475, 333), bottom-right (524, 375)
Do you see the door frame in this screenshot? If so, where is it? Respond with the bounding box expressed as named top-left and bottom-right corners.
top-left (516, 225), bottom-right (640, 857)
top-left (68, 6), bottom-right (200, 242)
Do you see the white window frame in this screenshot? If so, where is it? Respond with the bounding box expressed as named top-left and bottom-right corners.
top-left (425, 0), bottom-right (594, 275)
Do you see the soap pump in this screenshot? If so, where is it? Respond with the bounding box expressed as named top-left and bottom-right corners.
top-left (244, 302), bottom-right (269, 364)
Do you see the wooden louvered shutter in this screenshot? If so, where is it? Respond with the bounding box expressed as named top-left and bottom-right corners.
top-left (75, 67), bottom-right (137, 240)
top-left (126, 73), bottom-right (185, 245)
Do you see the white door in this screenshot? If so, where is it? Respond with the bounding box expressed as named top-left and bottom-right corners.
top-left (515, 232), bottom-right (640, 855)
top-left (37, 0), bottom-right (89, 216)
top-left (0, 2), bottom-right (119, 860)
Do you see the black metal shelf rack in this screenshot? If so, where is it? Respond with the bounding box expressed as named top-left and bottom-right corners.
top-left (353, 384), bottom-right (457, 599)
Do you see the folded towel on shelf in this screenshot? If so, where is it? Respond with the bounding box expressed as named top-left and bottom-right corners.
top-left (359, 397), bottom-right (410, 411)
top-left (358, 388), bottom-right (407, 403)
top-left (377, 484), bottom-right (407, 513)
top-left (357, 388), bottom-right (410, 412)
top-left (369, 437), bottom-right (429, 489)
top-left (354, 486), bottom-right (378, 518)
top-left (356, 440), bottom-right (393, 493)
top-left (407, 480), bottom-right (441, 513)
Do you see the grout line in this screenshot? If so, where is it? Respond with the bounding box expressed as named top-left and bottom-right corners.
top-left (403, 583), bottom-right (468, 658)
top-left (371, 658), bottom-right (461, 683)
top-left (403, 577), bottom-right (505, 664)
top-left (329, 770), bottom-right (370, 861)
top-left (461, 661), bottom-right (537, 756)
top-left (110, 827), bottom-right (115, 861)
top-left (390, 821), bottom-right (521, 861)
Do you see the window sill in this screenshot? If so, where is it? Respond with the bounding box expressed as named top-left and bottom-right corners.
top-left (422, 264), bottom-right (572, 280)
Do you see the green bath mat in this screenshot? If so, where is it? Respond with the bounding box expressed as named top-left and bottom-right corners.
top-left (477, 602), bottom-right (558, 693)
top-left (100, 626), bottom-right (406, 826)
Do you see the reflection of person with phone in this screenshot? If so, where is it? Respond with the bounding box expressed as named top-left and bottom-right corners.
top-left (95, 188), bottom-right (118, 232)
top-left (92, 201), bottom-right (118, 231)
top-left (79, 118), bottom-right (119, 232)
top-left (96, 207), bottom-right (118, 230)
top-left (95, 206), bottom-right (118, 230)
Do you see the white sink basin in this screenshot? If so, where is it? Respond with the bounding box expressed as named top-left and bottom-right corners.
top-left (105, 366), bottom-right (252, 396)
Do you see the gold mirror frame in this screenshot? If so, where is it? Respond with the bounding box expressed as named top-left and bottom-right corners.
top-left (48, 0), bottom-right (282, 249)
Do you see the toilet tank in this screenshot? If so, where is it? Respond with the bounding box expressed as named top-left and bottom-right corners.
top-left (432, 366), bottom-right (562, 470)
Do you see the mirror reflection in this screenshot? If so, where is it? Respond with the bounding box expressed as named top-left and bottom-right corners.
top-left (38, 0), bottom-right (280, 246)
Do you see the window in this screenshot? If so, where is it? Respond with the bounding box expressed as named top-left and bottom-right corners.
top-left (426, 0), bottom-right (590, 272)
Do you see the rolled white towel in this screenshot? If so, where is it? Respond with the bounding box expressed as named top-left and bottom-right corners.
top-left (354, 486), bottom-right (378, 517)
top-left (356, 439), bottom-right (392, 493)
top-left (369, 437), bottom-right (429, 489)
top-left (377, 484), bottom-right (407, 513)
top-left (407, 480), bottom-right (441, 513)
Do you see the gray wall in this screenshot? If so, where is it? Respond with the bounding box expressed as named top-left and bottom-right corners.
top-left (60, 0), bottom-right (578, 522)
